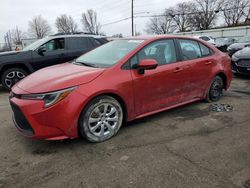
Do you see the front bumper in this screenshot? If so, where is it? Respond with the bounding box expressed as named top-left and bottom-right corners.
top-left (9, 89), bottom-right (88, 140)
top-left (231, 59), bottom-right (250, 75)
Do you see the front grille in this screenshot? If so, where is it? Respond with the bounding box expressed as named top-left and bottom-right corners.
top-left (10, 102), bottom-right (34, 135)
top-left (237, 59), bottom-right (250, 67)
top-left (236, 67), bottom-right (250, 74)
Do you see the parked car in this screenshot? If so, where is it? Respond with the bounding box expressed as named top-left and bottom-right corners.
top-left (215, 37), bottom-right (237, 52)
top-left (9, 36), bottom-right (232, 142)
top-left (193, 36), bottom-right (216, 45)
top-left (231, 47), bottom-right (250, 75)
top-left (0, 34), bottom-right (108, 90)
top-left (227, 36), bottom-right (250, 56)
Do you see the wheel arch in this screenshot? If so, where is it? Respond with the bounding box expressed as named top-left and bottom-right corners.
top-left (216, 72), bottom-right (227, 89)
top-left (84, 92), bottom-right (128, 122)
top-left (77, 92), bottom-right (129, 138)
top-left (0, 63), bottom-right (32, 79)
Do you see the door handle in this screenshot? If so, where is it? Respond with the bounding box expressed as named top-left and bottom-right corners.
top-left (173, 67), bottom-right (183, 73)
top-left (205, 61), bottom-right (212, 65)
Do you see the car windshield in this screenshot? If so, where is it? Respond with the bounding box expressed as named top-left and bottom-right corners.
top-left (75, 39), bottom-right (144, 68)
top-left (22, 37), bottom-right (50, 51)
top-left (216, 38), bottom-right (229, 44)
top-left (238, 36), bottom-right (250, 43)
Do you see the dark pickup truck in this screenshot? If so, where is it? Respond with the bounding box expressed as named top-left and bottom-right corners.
top-left (0, 34), bottom-right (108, 89)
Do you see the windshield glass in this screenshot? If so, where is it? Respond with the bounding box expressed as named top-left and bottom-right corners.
top-left (216, 38), bottom-right (229, 44)
top-left (75, 39), bottom-right (144, 67)
top-left (238, 36), bottom-right (250, 43)
top-left (22, 37), bottom-right (50, 51)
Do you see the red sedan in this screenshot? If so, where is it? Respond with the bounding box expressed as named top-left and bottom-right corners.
top-left (9, 36), bottom-right (232, 142)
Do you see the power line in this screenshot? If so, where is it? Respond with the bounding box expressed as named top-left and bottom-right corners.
top-left (101, 4), bottom-right (250, 27)
top-left (101, 17), bottom-right (131, 26)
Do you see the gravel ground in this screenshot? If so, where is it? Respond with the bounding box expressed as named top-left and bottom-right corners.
top-left (0, 76), bottom-right (250, 188)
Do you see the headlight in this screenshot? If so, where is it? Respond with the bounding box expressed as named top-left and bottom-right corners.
top-left (20, 87), bottom-right (76, 108)
top-left (232, 55), bottom-right (239, 62)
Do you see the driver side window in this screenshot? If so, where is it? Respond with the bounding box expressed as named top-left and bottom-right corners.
top-left (40, 38), bottom-right (65, 52)
top-left (130, 39), bottom-right (177, 68)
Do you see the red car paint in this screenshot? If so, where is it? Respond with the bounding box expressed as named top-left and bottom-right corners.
top-left (9, 35), bottom-right (232, 140)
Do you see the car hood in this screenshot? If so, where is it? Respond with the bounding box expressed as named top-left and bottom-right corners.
top-left (0, 51), bottom-right (20, 57)
top-left (228, 43), bottom-right (250, 50)
top-left (0, 50), bottom-right (31, 64)
top-left (15, 62), bottom-right (105, 93)
top-left (233, 47), bottom-right (250, 59)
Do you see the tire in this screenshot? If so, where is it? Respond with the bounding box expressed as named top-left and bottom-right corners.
top-left (205, 76), bottom-right (224, 102)
top-left (79, 96), bottom-right (123, 143)
top-left (1, 68), bottom-right (28, 90)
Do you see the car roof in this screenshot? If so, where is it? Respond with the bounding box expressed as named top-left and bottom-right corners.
top-left (123, 35), bottom-right (204, 41)
top-left (47, 34), bottom-right (106, 39)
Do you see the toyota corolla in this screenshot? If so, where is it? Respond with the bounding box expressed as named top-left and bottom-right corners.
top-left (9, 36), bottom-right (232, 142)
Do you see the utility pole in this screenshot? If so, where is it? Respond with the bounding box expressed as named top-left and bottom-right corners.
top-left (131, 0), bottom-right (134, 36)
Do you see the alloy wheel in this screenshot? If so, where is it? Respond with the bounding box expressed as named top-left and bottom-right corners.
top-left (210, 78), bottom-right (223, 101)
top-left (88, 103), bottom-right (120, 138)
top-left (5, 71), bottom-right (26, 88)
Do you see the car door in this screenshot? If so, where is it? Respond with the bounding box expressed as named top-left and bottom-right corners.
top-left (31, 38), bottom-right (68, 71)
top-left (130, 39), bottom-right (194, 116)
top-left (177, 39), bottom-right (215, 98)
top-left (195, 42), bottom-right (216, 93)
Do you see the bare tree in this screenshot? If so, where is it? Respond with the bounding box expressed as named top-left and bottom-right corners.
top-left (222, 0), bottom-right (249, 26)
top-left (189, 0), bottom-right (224, 30)
top-left (81, 9), bottom-right (101, 34)
top-left (28, 15), bottom-right (52, 38)
top-left (168, 2), bottom-right (196, 32)
top-left (112, 33), bottom-right (123, 38)
top-left (55, 14), bottom-right (78, 34)
top-left (245, 6), bottom-right (250, 23)
top-left (11, 27), bottom-right (25, 45)
top-left (146, 11), bottom-right (175, 34)
top-left (4, 31), bottom-right (12, 51)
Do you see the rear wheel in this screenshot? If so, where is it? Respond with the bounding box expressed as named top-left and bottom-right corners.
top-left (79, 96), bottom-right (123, 143)
top-left (206, 76), bottom-right (224, 102)
top-left (1, 68), bottom-right (28, 90)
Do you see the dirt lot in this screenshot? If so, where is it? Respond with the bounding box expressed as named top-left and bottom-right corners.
top-left (0, 76), bottom-right (250, 188)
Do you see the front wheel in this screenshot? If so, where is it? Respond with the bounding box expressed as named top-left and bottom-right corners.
top-left (205, 76), bottom-right (224, 102)
top-left (79, 96), bottom-right (123, 143)
top-left (1, 68), bottom-right (28, 90)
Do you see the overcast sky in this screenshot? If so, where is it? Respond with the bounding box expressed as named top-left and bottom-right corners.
top-left (0, 0), bottom-right (187, 43)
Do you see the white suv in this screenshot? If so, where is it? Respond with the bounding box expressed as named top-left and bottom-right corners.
top-left (193, 36), bottom-right (216, 45)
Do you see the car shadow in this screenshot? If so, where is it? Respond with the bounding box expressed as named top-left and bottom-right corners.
top-left (20, 101), bottom-right (207, 156)
top-left (233, 74), bottom-right (250, 80)
top-left (0, 85), bottom-right (9, 94)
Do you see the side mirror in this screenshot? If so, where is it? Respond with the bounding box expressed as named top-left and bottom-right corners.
top-left (38, 46), bottom-right (46, 56)
top-left (137, 59), bottom-right (158, 74)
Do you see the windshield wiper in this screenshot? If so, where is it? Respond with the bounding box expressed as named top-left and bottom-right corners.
top-left (73, 60), bottom-right (99, 68)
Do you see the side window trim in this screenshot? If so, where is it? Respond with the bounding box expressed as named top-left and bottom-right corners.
top-left (176, 38), bottom-right (214, 61)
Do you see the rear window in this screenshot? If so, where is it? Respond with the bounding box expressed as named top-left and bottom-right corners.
top-left (179, 39), bottom-right (202, 60)
top-left (199, 43), bottom-right (212, 57)
top-left (68, 37), bottom-right (91, 49)
top-left (200, 36), bottom-right (210, 41)
top-left (178, 39), bottom-right (212, 60)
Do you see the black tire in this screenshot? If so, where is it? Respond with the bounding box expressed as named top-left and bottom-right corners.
top-left (206, 76), bottom-right (224, 102)
top-left (1, 68), bottom-right (28, 90)
top-left (79, 96), bottom-right (123, 143)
